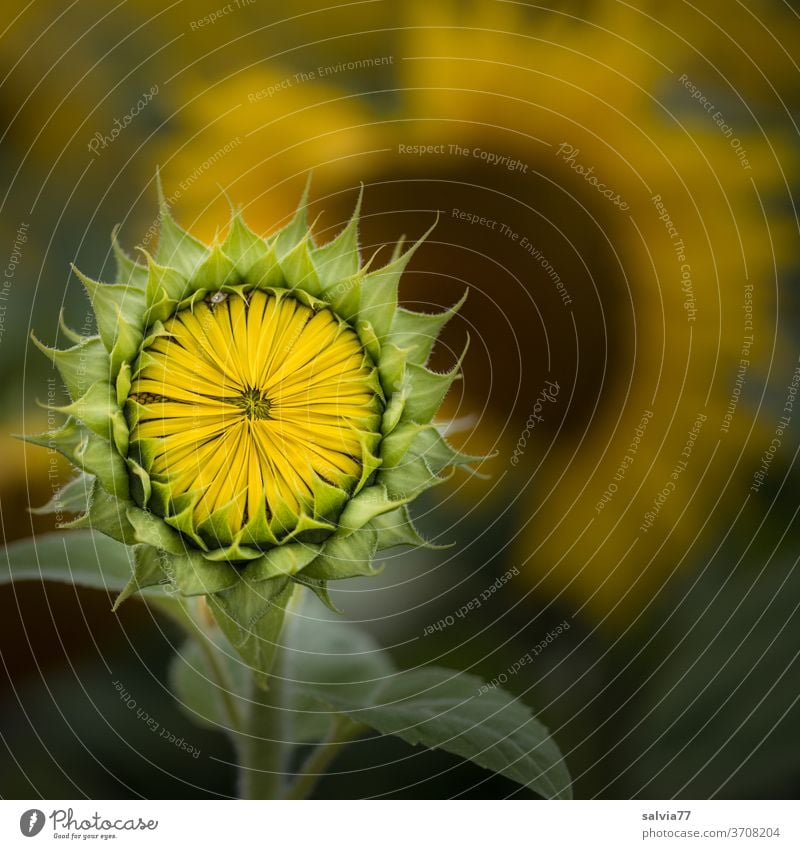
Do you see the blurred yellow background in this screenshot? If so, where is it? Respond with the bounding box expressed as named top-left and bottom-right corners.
top-left (2, 0), bottom-right (799, 799)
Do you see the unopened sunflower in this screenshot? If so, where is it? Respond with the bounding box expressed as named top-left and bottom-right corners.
top-left (29, 182), bottom-right (478, 675)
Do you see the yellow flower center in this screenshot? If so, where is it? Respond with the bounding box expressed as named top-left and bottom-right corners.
top-left (127, 288), bottom-right (381, 545)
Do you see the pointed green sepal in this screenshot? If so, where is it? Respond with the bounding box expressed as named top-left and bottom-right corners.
top-left (222, 207), bottom-right (269, 276)
top-left (169, 550), bottom-right (239, 596)
top-left (29, 472), bottom-right (93, 517)
top-left (378, 455), bottom-right (439, 500)
top-left (279, 234), bottom-right (323, 295)
top-left (274, 174), bottom-right (312, 256)
top-left (386, 290), bottom-right (468, 367)
top-left (113, 544), bottom-right (169, 609)
top-left (112, 226), bottom-right (148, 289)
top-left (30, 333), bottom-right (109, 402)
top-left (378, 421), bottom-right (480, 499)
top-left (243, 239), bottom-right (283, 288)
top-left (58, 309), bottom-right (85, 345)
top-left (142, 251), bottom-right (191, 323)
top-left (241, 542), bottom-right (322, 583)
top-left (203, 542), bottom-right (270, 563)
top-left (377, 342), bottom-right (409, 397)
top-left (72, 265), bottom-right (146, 374)
top-left (23, 420), bottom-right (130, 501)
top-left (312, 186), bottom-right (363, 285)
top-left (291, 574), bottom-right (341, 613)
top-left (310, 473), bottom-right (350, 524)
top-left (389, 235), bottom-right (407, 262)
top-left (368, 504), bottom-right (444, 551)
top-left (65, 477), bottom-right (137, 545)
top-left (322, 266), bottom-right (366, 321)
top-left (336, 484), bottom-right (411, 536)
top-left (301, 528), bottom-right (381, 581)
top-left (154, 174), bottom-right (210, 277)
top-left (401, 338), bottom-right (468, 424)
top-left (359, 217), bottom-right (437, 341)
top-left (381, 389), bottom-right (407, 437)
top-left (153, 485), bottom-right (199, 539)
top-left (126, 504), bottom-right (189, 556)
top-left (48, 381), bottom-right (119, 442)
top-left (126, 455), bottom-right (152, 508)
top-left (230, 494), bottom-right (277, 549)
top-left (355, 319), bottom-right (381, 364)
top-left (191, 242), bottom-right (240, 291)
top-left (208, 577), bottom-right (295, 684)
top-left (381, 422), bottom-right (484, 471)
top-left (280, 511), bottom-right (337, 544)
top-left (354, 429), bottom-right (384, 494)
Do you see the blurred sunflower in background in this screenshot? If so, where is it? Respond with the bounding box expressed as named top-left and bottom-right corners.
top-left (147, 0), bottom-right (799, 624)
top-left (2, 0), bottom-right (799, 800)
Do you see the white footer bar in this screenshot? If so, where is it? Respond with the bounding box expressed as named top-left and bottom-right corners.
top-left (2, 799), bottom-right (796, 848)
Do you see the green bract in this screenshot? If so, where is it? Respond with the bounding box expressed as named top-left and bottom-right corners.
top-left (28, 179), bottom-right (480, 678)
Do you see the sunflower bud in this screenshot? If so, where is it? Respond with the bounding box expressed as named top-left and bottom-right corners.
top-left (29, 179), bottom-right (480, 677)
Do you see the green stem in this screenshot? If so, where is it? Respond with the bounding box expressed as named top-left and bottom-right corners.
top-left (237, 648), bottom-right (289, 800)
top-left (283, 716), bottom-right (365, 800)
top-left (194, 632), bottom-right (243, 734)
top-left (150, 592), bottom-right (295, 798)
top-left (167, 597), bottom-right (244, 735)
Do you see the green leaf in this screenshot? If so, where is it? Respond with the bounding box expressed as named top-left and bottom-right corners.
top-left (283, 602), bottom-right (396, 743)
top-left (167, 591), bottom-right (570, 796)
top-left (310, 666), bottom-right (572, 799)
top-left (1, 529), bottom-right (133, 592)
top-left (1, 532), bottom-right (177, 616)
